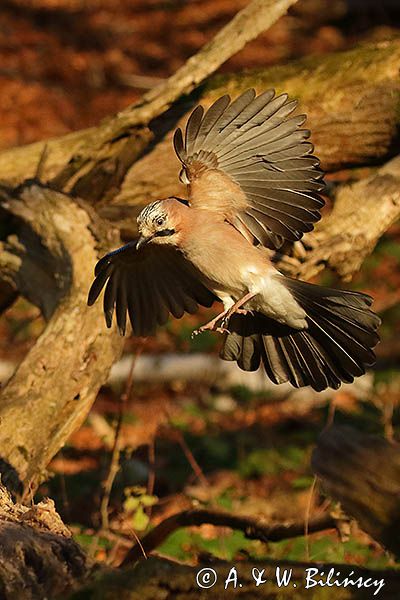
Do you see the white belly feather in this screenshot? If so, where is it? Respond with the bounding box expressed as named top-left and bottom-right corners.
top-left (216, 264), bottom-right (307, 330)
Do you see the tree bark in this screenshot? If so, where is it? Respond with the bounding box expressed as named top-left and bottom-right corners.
top-left (0, 182), bottom-right (124, 496)
top-left (0, 57), bottom-right (399, 495)
top-left (0, 5), bottom-right (398, 597)
top-left (0, 484), bottom-right (90, 599)
top-left (114, 39), bottom-right (400, 215)
top-left (0, 0), bottom-right (309, 497)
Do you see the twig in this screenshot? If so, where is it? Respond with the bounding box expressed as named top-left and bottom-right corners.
top-left (117, 74), bottom-right (166, 90)
top-left (100, 344), bottom-right (143, 531)
top-left (304, 476), bottom-right (318, 561)
top-left (173, 428), bottom-right (209, 488)
top-left (34, 144), bottom-right (49, 181)
top-left (120, 507), bottom-right (335, 565)
top-left (162, 405), bottom-right (209, 486)
top-left (49, 0), bottom-right (298, 193)
top-left (146, 439), bottom-right (156, 519)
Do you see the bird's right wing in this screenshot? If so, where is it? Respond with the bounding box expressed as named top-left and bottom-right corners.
top-left (88, 241), bottom-right (218, 336)
top-left (173, 89), bottom-right (325, 249)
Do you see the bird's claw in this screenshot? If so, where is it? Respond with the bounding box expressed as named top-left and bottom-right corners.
top-left (191, 324), bottom-right (229, 337)
top-left (215, 326), bottom-right (230, 335)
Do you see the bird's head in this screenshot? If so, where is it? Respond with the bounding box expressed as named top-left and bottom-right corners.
top-left (136, 198), bottom-right (185, 249)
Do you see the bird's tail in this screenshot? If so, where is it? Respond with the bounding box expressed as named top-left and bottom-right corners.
top-left (220, 276), bottom-right (380, 391)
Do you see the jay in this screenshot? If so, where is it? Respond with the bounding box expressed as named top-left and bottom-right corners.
top-left (88, 89), bottom-right (380, 391)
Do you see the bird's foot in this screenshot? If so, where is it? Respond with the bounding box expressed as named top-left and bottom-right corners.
top-left (191, 293), bottom-right (257, 337)
top-left (191, 312), bottom-right (230, 337)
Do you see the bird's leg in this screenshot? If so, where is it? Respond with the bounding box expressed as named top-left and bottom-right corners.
top-left (220, 292), bottom-right (256, 328)
top-left (192, 292), bottom-right (257, 337)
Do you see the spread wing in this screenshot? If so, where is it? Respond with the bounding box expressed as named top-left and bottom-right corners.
top-left (173, 89), bottom-right (325, 249)
top-left (88, 241), bottom-right (218, 336)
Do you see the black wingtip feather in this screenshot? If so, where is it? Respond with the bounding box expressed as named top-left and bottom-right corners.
top-left (87, 262), bottom-right (113, 306)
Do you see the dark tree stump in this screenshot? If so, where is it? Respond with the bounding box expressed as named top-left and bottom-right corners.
top-left (312, 425), bottom-right (400, 558)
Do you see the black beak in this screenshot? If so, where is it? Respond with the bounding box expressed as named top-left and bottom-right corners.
top-left (136, 235), bottom-right (152, 250)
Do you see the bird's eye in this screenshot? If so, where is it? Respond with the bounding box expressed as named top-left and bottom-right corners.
top-left (156, 217), bottom-right (165, 227)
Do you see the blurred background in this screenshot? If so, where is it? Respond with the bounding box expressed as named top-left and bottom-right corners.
top-left (0, 0), bottom-right (399, 567)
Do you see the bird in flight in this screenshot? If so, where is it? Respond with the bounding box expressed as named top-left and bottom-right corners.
top-left (88, 89), bottom-right (380, 391)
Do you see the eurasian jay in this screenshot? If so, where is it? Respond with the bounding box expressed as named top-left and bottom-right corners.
top-left (88, 89), bottom-right (380, 391)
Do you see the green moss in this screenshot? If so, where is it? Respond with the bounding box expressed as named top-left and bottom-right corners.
top-left (157, 528), bottom-right (253, 562)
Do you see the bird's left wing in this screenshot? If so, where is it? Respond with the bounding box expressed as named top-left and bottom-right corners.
top-left (88, 241), bottom-right (218, 336)
top-left (173, 89), bottom-right (325, 249)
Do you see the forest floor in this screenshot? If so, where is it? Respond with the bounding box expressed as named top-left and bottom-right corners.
top-left (0, 0), bottom-right (400, 570)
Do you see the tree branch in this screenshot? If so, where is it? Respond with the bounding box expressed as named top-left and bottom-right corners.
top-left (121, 508), bottom-right (335, 566)
top-left (116, 0), bottom-right (299, 127)
top-left (0, 182), bottom-right (124, 496)
top-left (0, 0), bottom-right (298, 201)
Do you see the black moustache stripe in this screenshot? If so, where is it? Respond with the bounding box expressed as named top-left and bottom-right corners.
top-left (154, 228), bottom-right (175, 237)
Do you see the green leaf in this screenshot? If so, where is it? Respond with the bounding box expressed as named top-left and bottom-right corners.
top-left (123, 496), bottom-right (140, 512)
top-left (131, 505), bottom-right (150, 531)
top-left (291, 476), bottom-right (315, 489)
top-left (140, 494), bottom-right (158, 507)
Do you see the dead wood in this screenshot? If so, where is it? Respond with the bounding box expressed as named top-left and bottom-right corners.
top-left (0, 0), bottom-right (301, 498)
top-left (114, 39), bottom-right (400, 213)
top-left (0, 85), bottom-right (398, 497)
top-left (0, 0), bottom-right (302, 499)
top-left (312, 425), bottom-right (400, 558)
top-left (0, 483), bottom-right (90, 599)
top-left (0, 0), bottom-right (298, 202)
top-left (0, 182), bottom-right (124, 496)
top-left (277, 154), bottom-right (400, 281)
top-left (0, 2), bottom-right (398, 597)
top-left (0, 2), bottom-right (396, 507)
